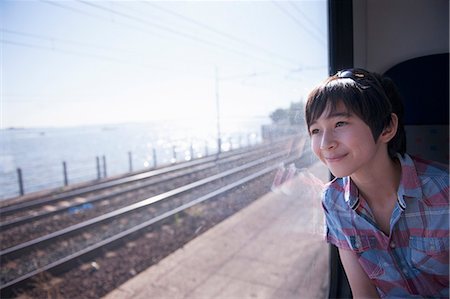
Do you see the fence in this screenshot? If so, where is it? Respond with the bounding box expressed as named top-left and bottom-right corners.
top-left (1, 133), bottom-right (262, 200)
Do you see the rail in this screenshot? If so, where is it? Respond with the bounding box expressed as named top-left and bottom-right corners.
top-left (0, 136), bottom-right (308, 295)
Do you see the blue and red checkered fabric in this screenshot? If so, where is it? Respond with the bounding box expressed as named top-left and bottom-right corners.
top-left (323, 154), bottom-right (449, 297)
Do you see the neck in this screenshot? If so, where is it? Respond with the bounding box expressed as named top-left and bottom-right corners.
top-left (350, 151), bottom-right (401, 207)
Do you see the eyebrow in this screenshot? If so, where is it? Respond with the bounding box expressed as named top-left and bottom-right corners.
top-left (310, 111), bottom-right (352, 126)
top-left (326, 111), bottom-right (352, 118)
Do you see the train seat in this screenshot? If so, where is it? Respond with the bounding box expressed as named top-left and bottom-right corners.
top-left (384, 53), bottom-right (449, 164)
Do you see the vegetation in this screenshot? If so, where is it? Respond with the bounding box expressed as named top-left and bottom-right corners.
top-left (269, 101), bottom-right (305, 125)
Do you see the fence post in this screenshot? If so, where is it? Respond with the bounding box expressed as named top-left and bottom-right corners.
top-left (128, 151), bottom-right (133, 172)
top-left (17, 168), bottom-right (24, 196)
top-left (217, 137), bottom-right (222, 155)
top-left (152, 148), bottom-right (157, 168)
top-left (62, 161), bottom-right (68, 186)
top-left (205, 141), bottom-right (208, 156)
top-left (96, 156), bottom-right (101, 179)
top-left (190, 143), bottom-right (194, 160)
top-left (102, 155), bottom-right (107, 178)
top-left (172, 145), bottom-right (176, 163)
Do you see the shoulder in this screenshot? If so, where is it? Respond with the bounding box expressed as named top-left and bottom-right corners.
top-left (412, 155), bottom-right (448, 180)
top-left (410, 155), bottom-right (449, 206)
top-left (322, 177), bottom-right (347, 212)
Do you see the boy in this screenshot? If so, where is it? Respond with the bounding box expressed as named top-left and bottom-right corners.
top-left (305, 68), bottom-right (449, 298)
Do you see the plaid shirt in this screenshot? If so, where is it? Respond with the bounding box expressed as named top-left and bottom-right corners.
top-left (322, 154), bottom-right (449, 298)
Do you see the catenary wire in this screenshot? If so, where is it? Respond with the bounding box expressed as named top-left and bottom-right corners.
top-left (75, 0), bottom-right (297, 71)
top-left (138, 1), bottom-right (301, 66)
top-left (271, 1), bottom-right (326, 47)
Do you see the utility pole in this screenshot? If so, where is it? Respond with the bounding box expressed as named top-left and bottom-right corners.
top-left (215, 66), bottom-right (221, 155)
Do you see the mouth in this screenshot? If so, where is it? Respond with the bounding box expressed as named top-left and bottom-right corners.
top-left (324, 154), bottom-right (347, 163)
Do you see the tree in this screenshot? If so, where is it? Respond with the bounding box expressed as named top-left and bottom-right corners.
top-left (269, 108), bottom-right (289, 123)
top-left (288, 101), bottom-right (305, 125)
top-left (269, 101), bottom-right (305, 125)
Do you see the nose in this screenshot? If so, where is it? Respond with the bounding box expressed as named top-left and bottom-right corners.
top-left (320, 130), bottom-right (336, 150)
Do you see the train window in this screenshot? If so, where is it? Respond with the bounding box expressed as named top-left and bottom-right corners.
top-left (1, 1), bottom-right (329, 298)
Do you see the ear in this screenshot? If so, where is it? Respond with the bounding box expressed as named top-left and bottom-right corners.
top-left (379, 113), bottom-right (398, 143)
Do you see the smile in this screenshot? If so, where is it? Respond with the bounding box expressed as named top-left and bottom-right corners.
top-left (324, 154), bottom-right (347, 163)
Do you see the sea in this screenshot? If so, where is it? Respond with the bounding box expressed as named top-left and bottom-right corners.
top-left (0, 118), bottom-right (269, 200)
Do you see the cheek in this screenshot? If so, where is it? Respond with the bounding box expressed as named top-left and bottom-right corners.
top-left (310, 137), bottom-right (321, 157)
top-left (349, 130), bottom-right (376, 149)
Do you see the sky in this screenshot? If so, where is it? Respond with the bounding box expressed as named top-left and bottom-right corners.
top-left (1, 0), bottom-right (328, 129)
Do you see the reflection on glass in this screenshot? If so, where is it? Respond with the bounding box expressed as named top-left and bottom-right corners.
top-left (1, 1), bottom-right (328, 298)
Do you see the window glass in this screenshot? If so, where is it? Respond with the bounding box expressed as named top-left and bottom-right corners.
top-left (0, 1), bottom-right (329, 298)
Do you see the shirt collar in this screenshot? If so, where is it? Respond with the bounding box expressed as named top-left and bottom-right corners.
top-left (342, 153), bottom-right (422, 210)
top-left (396, 153), bottom-right (423, 203)
top-left (343, 176), bottom-right (359, 210)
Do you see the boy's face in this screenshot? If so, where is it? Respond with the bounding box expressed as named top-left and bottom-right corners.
top-left (309, 101), bottom-right (382, 178)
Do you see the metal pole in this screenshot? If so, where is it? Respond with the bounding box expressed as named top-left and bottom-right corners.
top-left (128, 151), bottom-right (133, 172)
top-left (152, 148), bottom-right (157, 168)
top-left (172, 145), bottom-right (177, 163)
top-left (96, 156), bottom-right (101, 179)
top-left (205, 140), bottom-right (209, 156)
top-left (102, 155), bottom-right (107, 178)
top-left (17, 168), bottom-right (24, 196)
top-left (62, 161), bottom-right (68, 186)
top-left (190, 143), bottom-right (194, 160)
top-left (215, 66), bottom-right (221, 155)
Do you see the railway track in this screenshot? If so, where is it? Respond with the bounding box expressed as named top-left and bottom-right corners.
top-left (0, 136), bottom-right (309, 297)
top-left (0, 139), bottom-right (291, 250)
top-left (1, 138), bottom-right (288, 218)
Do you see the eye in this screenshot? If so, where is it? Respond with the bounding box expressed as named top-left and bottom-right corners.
top-left (335, 121), bottom-right (347, 128)
top-left (310, 128), bottom-right (319, 135)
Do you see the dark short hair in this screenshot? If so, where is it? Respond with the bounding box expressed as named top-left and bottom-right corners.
top-left (305, 68), bottom-right (406, 159)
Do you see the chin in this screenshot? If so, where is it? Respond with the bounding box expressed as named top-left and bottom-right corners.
top-left (329, 168), bottom-right (351, 178)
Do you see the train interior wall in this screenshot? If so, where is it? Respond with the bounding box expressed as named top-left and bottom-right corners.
top-left (352, 0), bottom-right (449, 164)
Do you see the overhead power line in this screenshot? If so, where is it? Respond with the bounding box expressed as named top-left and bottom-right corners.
top-left (2, 34), bottom-right (292, 83)
top-left (5, 1), bottom-right (327, 84)
top-left (3, 29), bottom-right (144, 56)
top-left (289, 2), bottom-right (327, 38)
top-left (1, 39), bottom-right (166, 70)
top-left (40, 0), bottom-right (171, 42)
top-left (4, 28), bottom-right (313, 83)
top-left (40, 0), bottom-right (290, 71)
top-left (74, 0), bottom-right (295, 70)
top-left (141, 2), bottom-right (300, 66)
top-left (271, 1), bottom-right (326, 47)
